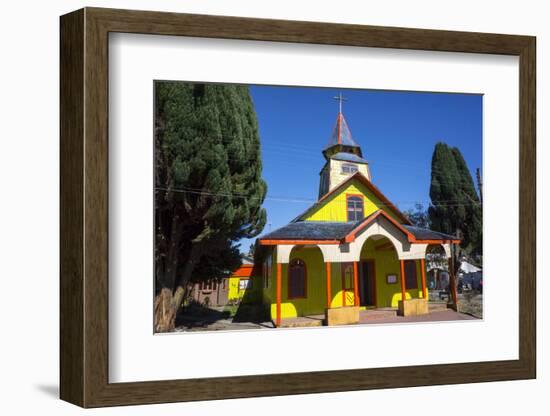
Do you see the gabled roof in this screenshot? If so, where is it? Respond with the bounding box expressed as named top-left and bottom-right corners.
top-left (231, 264), bottom-right (254, 278)
top-left (325, 113), bottom-right (361, 149)
top-left (292, 172), bottom-right (412, 225)
top-left (258, 221), bottom-right (358, 243)
top-left (403, 225), bottom-right (459, 242)
top-left (258, 209), bottom-right (460, 246)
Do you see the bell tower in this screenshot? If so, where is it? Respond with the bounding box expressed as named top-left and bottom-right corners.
top-left (318, 94), bottom-right (371, 199)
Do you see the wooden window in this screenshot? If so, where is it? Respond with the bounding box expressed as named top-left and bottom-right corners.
top-left (347, 195), bottom-right (364, 222)
top-left (404, 260), bottom-right (418, 289)
top-left (341, 163), bottom-right (358, 174)
top-left (288, 258), bottom-right (307, 299)
top-left (341, 263), bottom-right (354, 290)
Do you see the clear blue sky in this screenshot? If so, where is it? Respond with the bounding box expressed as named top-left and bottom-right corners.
top-left (239, 85), bottom-right (482, 253)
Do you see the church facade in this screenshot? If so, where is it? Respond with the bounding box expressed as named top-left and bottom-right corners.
top-left (257, 106), bottom-right (460, 327)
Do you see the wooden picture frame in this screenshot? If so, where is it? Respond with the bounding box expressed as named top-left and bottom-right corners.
top-left (60, 7), bottom-right (536, 408)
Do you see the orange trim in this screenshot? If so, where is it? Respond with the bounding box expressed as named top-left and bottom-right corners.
top-left (259, 239), bottom-right (340, 246)
top-left (276, 263), bottom-right (282, 327)
top-left (259, 226), bottom-right (460, 247)
top-left (344, 210), bottom-right (416, 243)
top-left (420, 258), bottom-right (427, 299)
top-left (345, 193), bottom-right (364, 222)
top-left (326, 262), bottom-right (332, 308)
top-left (415, 239), bottom-right (461, 244)
top-left (400, 259), bottom-right (406, 302)
top-left (353, 261), bottom-right (359, 307)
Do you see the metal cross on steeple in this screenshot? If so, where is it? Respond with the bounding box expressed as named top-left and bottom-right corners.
top-left (333, 92), bottom-right (347, 114)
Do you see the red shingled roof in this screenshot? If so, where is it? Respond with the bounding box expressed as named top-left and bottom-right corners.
top-left (231, 264), bottom-right (254, 278)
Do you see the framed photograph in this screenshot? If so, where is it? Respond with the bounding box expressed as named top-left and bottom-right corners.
top-left (60, 7), bottom-right (536, 408)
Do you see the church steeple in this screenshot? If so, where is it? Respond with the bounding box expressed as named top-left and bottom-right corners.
top-left (323, 110), bottom-right (363, 159)
top-left (318, 94), bottom-right (371, 199)
top-left (323, 93), bottom-right (363, 160)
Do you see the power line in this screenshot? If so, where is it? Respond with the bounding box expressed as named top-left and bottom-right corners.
top-left (154, 186), bottom-right (481, 207)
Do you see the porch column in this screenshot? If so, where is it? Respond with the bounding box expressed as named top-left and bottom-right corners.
top-left (420, 258), bottom-right (427, 299)
top-left (325, 262), bottom-right (332, 308)
top-left (400, 259), bottom-right (406, 302)
top-left (276, 262), bottom-right (282, 327)
top-left (353, 261), bottom-right (360, 306)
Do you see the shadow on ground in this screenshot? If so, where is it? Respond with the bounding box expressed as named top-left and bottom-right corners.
top-left (35, 384), bottom-right (58, 399)
top-left (232, 304), bottom-right (270, 323)
top-left (175, 301), bottom-right (231, 329)
top-left (175, 299), bottom-right (272, 330)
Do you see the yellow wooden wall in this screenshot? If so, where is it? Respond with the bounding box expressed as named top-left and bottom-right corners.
top-left (327, 159), bottom-right (371, 190)
top-left (229, 276), bottom-right (261, 304)
top-left (262, 241), bottom-right (427, 320)
top-left (303, 178), bottom-right (401, 223)
top-left (269, 246), bottom-right (326, 319)
top-left (360, 238), bottom-right (425, 308)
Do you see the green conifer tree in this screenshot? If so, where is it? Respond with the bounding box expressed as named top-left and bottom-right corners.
top-left (154, 82), bottom-right (267, 332)
top-left (428, 142), bottom-right (482, 256)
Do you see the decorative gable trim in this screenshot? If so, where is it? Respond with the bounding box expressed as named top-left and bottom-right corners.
top-left (344, 210), bottom-right (461, 244)
top-left (294, 172), bottom-right (412, 225)
top-left (343, 210), bottom-right (416, 243)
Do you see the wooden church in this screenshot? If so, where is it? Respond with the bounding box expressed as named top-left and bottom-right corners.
top-left (258, 96), bottom-right (460, 327)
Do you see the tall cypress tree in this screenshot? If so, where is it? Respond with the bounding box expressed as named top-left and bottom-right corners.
top-left (428, 142), bottom-right (482, 256)
top-left (154, 82), bottom-right (267, 332)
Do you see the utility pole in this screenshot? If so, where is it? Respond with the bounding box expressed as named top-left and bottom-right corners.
top-left (476, 167), bottom-right (483, 204)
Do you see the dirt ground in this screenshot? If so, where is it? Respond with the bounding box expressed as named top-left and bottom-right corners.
top-left (457, 292), bottom-right (483, 318)
top-left (174, 301), bottom-right (480, 332)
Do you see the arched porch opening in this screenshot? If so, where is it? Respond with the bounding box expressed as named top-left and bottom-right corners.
top-left (359, 234), bottom-right (405, 308)
top-left (274, 244), bottom-right (326, 321)
top-left (425, 243), bottom-right (450, 293)
top-left (425, 243), bottom-right (459, 307)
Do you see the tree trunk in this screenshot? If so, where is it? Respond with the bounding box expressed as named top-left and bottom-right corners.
top-left (154, 287), bottom-right (177, 333)
top-left (170, 243), bottom-right (203, 312)
top-left (154, 212), bottom-right (181, 333)
top-left (153, 243), bottom-right (204, 332)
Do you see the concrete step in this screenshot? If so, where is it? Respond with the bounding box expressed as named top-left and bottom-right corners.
top-left (279, 316), bottom-right (324, 328)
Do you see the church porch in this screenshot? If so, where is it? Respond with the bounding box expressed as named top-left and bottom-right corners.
top-left (258, 211), bottom-right (460, 327)
top-left (277, 305), bottom-right (473, 328)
